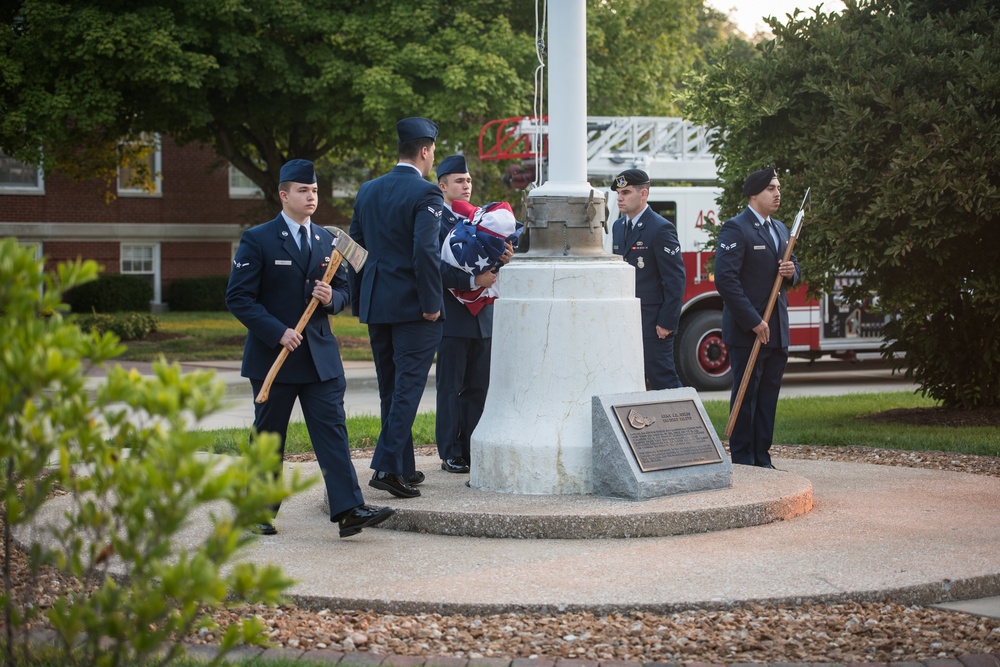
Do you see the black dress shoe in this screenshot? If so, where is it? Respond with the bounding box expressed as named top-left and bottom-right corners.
top-left (369, 471), bottom-right (421, 498)
top-left (249, 522), bottom-right (277, 536)
top-left (334, 504), bottom-right (396, 538)
top-left (441, 457), bottom-right (470, 474)
top-left (406, 470), bottom-right (425, 486)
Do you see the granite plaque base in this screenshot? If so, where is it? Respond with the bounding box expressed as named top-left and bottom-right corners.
top-left (592, 388), bottom-right (732, 499)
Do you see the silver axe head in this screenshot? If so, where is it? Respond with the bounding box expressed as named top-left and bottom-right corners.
top-left (325, 226), bottom-right (368, 272)
top-left (790, 187), bottom-right (810, 238)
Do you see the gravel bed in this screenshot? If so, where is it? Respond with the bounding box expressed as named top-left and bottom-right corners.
top-left (204, 602), bottom-right (999, 664)
top-left (6, 445), bottom-right (1000, 664)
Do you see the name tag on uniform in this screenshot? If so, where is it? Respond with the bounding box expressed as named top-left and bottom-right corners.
top-left (275, 259), bottom-right (292, 265)
top-left (753, 245), bottom-right (766, 251)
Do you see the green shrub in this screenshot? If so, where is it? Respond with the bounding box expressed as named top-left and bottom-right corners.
top-left (75, 311), bottom-right (159, 340)
top-left (64, 273), bottom-right (153, 313)
top-left (0, 238), bottom-right (306, 667)
top-left (167, 276), bottom-right (230, 312)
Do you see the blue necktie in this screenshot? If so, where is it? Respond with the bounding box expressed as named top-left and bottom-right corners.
top-left (299, 226), bottom-right (311, 264)
top-left (765, 220), bottom-right (778, 252)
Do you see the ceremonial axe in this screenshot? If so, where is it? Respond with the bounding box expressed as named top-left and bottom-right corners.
top-left (724, 187), bottom-right (810, 438)
top-left (255, 227), bottom-right (368, 403)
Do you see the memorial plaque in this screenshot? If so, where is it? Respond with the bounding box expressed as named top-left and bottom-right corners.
top-left (612, 399), bottom-right (722, 472)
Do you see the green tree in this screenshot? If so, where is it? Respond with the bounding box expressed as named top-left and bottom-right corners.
top-left (586, 0), bottom-right (755, 116)
top-left (682, 0), bottom-right (1000, 408)
top-left (586, 0), bottom-right (702, 116)
top-left (1, 1), bottom-right (752, 208)
top-left (0, 238), bottom-right (305, 665)
top-left (692, 4), bottom-right (759, 67)
top-left (0, 0), bottom-right (537, 207)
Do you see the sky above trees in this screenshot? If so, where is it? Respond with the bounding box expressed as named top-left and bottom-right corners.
top-left (708, 0), bottom-right (845, 35)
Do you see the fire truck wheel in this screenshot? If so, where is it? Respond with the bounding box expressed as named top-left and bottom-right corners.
top-left (676, 309), bottom-right (731, 392)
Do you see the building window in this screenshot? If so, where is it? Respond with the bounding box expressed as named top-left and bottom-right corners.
top-left (121, 243), bottom-right (161, 304)
top-left (117, 134), bottom-right (162, 196)
top-left (0, 150), bottom-right (44, 194)
top-left (229, 165), bottom-right (263, 198)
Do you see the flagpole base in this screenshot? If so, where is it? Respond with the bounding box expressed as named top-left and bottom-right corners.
top-left (470, 258), bottom-right (644, 495)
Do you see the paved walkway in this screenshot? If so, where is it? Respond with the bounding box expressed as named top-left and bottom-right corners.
top-left (28, 455), bottom-right (1000, 615)
top-left (66, 358), bottom-right (1000, 664)
top-left (166, 646), bottom-right (1000, 666)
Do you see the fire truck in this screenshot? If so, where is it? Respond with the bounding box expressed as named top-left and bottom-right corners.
top-left (480, 115), bottom-right (889, 391)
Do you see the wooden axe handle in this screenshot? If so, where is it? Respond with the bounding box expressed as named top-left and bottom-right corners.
top-left (255, 249), bottom-right (346, 403)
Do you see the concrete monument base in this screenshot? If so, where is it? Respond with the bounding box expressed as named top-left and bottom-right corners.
top-left (470, 258), bottom-right (644, 495)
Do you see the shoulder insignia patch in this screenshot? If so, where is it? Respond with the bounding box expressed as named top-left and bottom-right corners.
top-left (664, 245), bottom-right (680, 255)
top-left (720, 242), bottom-right (737, 251)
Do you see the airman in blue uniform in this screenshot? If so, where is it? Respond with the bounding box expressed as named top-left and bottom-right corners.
top-left (227, 159), bottom-right (394, 537)
top-left (611, 169), bottom-right (686, 389)
top-left (434, 155), bottom-right (513, 474)
top-left (714, 166), bottom-right (801, 468)
top-left (349, 118), bottom-right (444, 499)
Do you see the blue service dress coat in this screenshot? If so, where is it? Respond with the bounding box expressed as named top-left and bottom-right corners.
top-left (349, 164), bottom-right (444, 323)
top-left (612, 205), bottom-right (686, 389)
top-left (435, 205), bottom-right (493, 462)
top-left (348, 164), bottom-right (445, 477)
top-left (714, 205), bottom-right (801, 467)
top-left (714, 207), bottom-right (800, 350)
top-left (226, 215), bottom-right (363, 518)
top-left (227, 216), bottom-right (348, 382)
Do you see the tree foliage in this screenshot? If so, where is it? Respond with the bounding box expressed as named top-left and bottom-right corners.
top-left (586, 0), bottom-right (702, 116)
top-left (0, 0), bottom-right (537, 206)
top-left (0, 238), bottom-right (305, 666)
top-left (1, 1), bottom-right (749, 208)
top-left (682, 0), bottom-right (1000, 408)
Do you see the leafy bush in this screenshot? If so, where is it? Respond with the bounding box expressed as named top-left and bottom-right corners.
top-left (74, 311), bottom-right (159, 340)
top-left (167, 276), bottom-right (230, 312)
top-left (64, 273), bottom-right (153, 313)
top-left (683, 0), bottom-right (1000, 408)
top-left (0, 238), bottom-right (308, 667)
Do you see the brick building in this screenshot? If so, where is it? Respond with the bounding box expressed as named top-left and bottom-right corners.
top-left (0, 136), bottom-right (344, 310)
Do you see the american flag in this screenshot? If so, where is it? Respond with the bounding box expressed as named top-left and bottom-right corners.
top-left (441, 201), bottom-right (524, 315)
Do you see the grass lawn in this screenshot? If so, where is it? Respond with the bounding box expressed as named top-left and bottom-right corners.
top-left (119, 311), bottom-right (373, 362)
top-left (120, 315), bottom-right (998, 458)
top-left (704, 392), bottom-right (999, 457)
top-left (201, 391), bottom-right (1000, 458)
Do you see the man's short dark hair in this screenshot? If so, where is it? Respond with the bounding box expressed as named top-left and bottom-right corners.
top-left (399, 137), bottom-right (435, 161)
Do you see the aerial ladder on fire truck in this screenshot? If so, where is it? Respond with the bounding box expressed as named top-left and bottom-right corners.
top-left (478, 115), bottom-right (718, 186)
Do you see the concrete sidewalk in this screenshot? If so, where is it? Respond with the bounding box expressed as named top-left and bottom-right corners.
top-left (74, 358), bottom-right (1000, 622)
top-left (87, 356), bottom-right (917, 429)
top-left (86, 359), bottom-right (435, 429)
top-left (25, 455), bottom-right (1000, 617)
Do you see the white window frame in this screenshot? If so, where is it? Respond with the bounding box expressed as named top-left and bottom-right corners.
top-left (117, 134), bottom-right (162, 197)
top-left (228, 164), bottom-right (263, 198)
top-left (0, 150), bottom-right (45, 194)
top-left (120, 242), bottom-right (161, 304)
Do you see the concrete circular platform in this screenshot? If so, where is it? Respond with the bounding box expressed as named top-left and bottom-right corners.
top-left (23, 456), bottom-right (1000, 615)
top-left (331, 459), bottom-right (813, 539)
